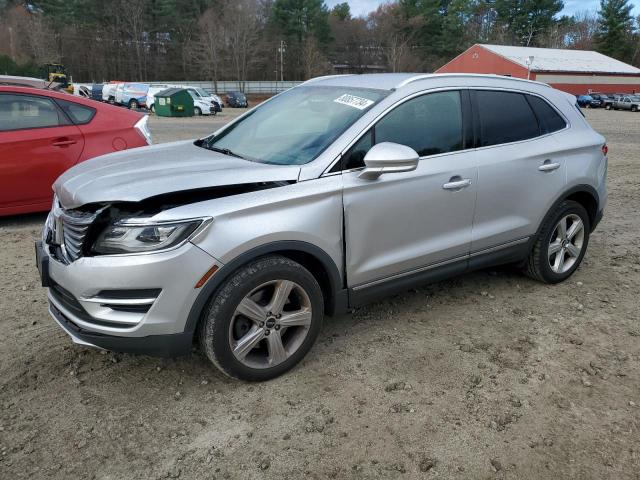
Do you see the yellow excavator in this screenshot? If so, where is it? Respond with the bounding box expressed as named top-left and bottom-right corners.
top-left (45, 63), bottom-right (73, 93)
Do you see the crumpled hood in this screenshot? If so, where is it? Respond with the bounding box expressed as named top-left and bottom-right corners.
top-left (54, 140), bottom-right (301, 209)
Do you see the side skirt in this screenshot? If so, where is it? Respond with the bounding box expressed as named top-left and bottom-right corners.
top-left (348, 238), bottom-right (531, 308)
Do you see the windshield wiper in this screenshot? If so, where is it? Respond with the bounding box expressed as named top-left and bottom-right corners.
top-left (206, 145), bottom-right (245, 160)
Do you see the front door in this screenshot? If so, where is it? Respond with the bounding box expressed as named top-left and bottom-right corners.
top-left (341, 90), bottom-right (477, 290)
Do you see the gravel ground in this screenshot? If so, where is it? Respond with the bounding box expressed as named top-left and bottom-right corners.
top-left (0, 109), bottom-right (639, 480)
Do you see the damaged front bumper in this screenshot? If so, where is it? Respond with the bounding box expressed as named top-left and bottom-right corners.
top-left (37, 239), bottom-right (222, 356)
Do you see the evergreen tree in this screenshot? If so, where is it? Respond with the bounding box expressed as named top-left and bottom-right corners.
top-left (595, 0), bottom-right (635, 61)
top-left (270, 0), bottom-right (331, 45)
top-left (331, 2), bottom-right (350, 21)
top-left (495, 0), bottom-right (564, 46)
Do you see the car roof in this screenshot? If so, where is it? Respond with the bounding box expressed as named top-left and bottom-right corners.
top-left (302, 73), bottom-right (549, 92)
top-left (0, 85), bottom-right (99, 105)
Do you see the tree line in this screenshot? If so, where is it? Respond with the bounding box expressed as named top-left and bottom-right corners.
top-left (0, 0), bottom-right (639, 85)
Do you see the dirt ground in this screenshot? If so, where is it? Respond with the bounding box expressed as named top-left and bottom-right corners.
top-left (0, 109), bottom-right (638, 480)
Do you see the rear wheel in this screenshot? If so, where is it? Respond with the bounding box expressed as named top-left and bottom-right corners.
top-left (525, 200), bottom-right (590, 284)
top-left (199, 256), bottom-right (324, 381)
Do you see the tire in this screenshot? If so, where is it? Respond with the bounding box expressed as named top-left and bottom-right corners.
top-left (150, 104), bottom-right (155, 113)
top-left (605, 104), bottom-right (611, 110)
top-left (128, 99), bottom-right (138, 110)
top-left (632, 105), bottom-right (638, 112)
top-left (194, 107), bottom-right (202, 116)
top-left (108, 96), bottom-right (115, 105)
top-left (525, 200), bottom-right (590, 284)
top-left (199, 255), bottom-right (324, 381)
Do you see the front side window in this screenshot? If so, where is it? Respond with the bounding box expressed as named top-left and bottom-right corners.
top-left (376, 90), bottom-right (463, 157)
top-left (0, 94), bottom-right (64, 131)
top-left (475, 90), bottom-right (539, 147)
top-left (338, 90), bottom-right (463, 171)
top-left (202, 86), bottom-right (387, 165)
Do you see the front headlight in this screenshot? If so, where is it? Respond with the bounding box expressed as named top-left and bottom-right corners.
top-left (92, 219), bottom-right (207, 255)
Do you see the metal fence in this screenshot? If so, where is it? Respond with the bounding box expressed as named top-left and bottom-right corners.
top-left (151, 80), bottom-right (301, 95)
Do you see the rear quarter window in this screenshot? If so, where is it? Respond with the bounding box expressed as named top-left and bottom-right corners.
top-left (526, 95), bottom-right (567, 134)
top-left (54, 99), bottom-right (96, 125)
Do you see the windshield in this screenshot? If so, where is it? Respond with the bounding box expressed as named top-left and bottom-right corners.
top-left (201, 86), bottom-right (387, 165)
top-left (630, 96), bottom-right (640, 101)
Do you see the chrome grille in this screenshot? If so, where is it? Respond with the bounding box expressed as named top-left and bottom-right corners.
top-left (50, 199), bottom-right (99, 263)
top-left (61, 216), bottom-right (92, 261)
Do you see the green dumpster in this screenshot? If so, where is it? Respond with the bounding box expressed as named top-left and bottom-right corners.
top-left (154, 88), bottom-right (194, 117)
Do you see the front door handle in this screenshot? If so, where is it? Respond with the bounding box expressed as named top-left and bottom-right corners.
top-left (52, 138), bottom-right (77, 147)
top-left (442, 177), bottom-right (472, 190)
top-left (538, 160), bottom-right (560, 172)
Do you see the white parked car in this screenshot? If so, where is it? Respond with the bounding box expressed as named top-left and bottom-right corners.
top-left (102, 83), bottom-right (120, 103)
top-left (186, 87), bottom-right (220, 115)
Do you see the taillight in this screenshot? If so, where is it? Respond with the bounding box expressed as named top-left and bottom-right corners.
top-left (602, 144), bottom-right (608, 156)
top-left (134, 115), bottom-right (153, 145)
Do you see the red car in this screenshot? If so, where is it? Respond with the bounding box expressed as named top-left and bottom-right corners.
top-left (0, 86), bottom-right (152, 216)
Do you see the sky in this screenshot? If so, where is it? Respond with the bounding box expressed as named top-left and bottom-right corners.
top-left (324, 0), bottom-right (640, 18)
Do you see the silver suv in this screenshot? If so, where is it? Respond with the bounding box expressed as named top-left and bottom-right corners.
top-left (36, 74), bottom-right (608, 381)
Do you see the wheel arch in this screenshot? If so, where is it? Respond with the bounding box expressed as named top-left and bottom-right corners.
top-left (184, 241), bottom-right (347, 339)
top-left (532, 184), bottom-right (600, 246)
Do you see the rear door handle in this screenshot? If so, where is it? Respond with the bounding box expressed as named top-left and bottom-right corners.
top-left (442, 178), bottom-right (472, 190)
top-left (52, 138), bottom-right (77, 147)
top-left (538, 161), bottom-right (560, 172)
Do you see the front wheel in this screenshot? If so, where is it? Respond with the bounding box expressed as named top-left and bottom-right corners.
top-left (194, 107), bottom-right (202, 116)
top-left (129, 99), bottom-right (139, 109)
top-left (199, 256), bottom-right (324, 381)
top-left (525, 200), bottom-right (590, 284)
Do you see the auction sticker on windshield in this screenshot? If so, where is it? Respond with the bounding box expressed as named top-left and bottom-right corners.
top-left (334, 94), bottom-right (375, 110)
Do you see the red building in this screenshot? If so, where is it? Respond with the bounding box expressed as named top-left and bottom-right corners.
top-left (437, 44), bottom-right (640, 95)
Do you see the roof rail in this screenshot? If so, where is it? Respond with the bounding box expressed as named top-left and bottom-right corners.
top-left (301, 74), bottom-right (354, 86)
top-left (394, 73), bottom-right (550, 90)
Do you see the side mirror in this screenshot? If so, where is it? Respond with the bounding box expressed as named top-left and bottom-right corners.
top-left (358, 142), bottom-right (420, 180)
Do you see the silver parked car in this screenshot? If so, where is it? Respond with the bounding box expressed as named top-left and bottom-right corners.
top-left (37, 73), bottom-right (608, 381)
top-left (612, 94), bottom-right (640, 111)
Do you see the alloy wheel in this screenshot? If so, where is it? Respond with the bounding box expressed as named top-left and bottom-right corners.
top-left (548, 214), bottom-right (585, 274)
top-left (229, 280), bottom-right (312, 369)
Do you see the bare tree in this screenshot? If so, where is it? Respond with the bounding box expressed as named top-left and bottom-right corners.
top-left (195, 8), bottom-right (223, 92)
top-left (115, 0), bottom-right (146, 80)
top-left (370, 4), bottom-right (423, 72)
top-left (224, 0), bottom-right (266, 89)
top-left (302, 36), bottom-right (329, 79)
top-left (18, 11), bottom-right (60, 64)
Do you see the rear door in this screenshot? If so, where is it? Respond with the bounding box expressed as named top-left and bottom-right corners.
top-left (0, 93), bottom-right (84, 210)
top-left (470, 89), bottom-right (568, 253)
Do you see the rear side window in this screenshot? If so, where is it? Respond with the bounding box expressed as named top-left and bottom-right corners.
top-left (0, 93), bottom-right (65, 131)
top-left (55, 99), bottom-right (96, 125)
top-left (475, 90), bottom-right (539, 147)
top-left (526, 95), bottom-right (566, 134)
